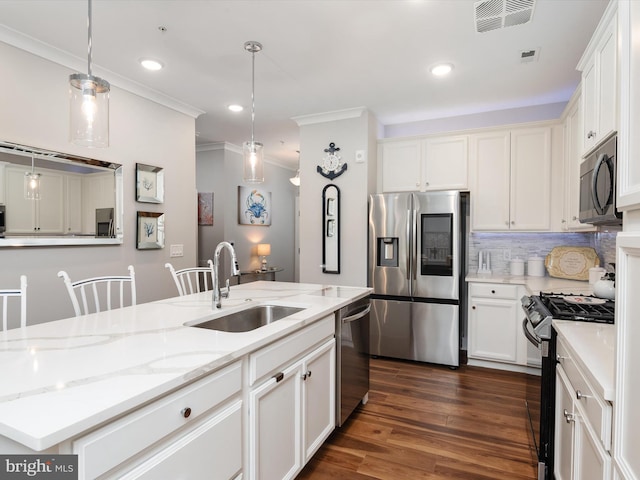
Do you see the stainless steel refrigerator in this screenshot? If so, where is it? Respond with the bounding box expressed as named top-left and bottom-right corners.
top-left (368, 191), bottom-right (467, 367)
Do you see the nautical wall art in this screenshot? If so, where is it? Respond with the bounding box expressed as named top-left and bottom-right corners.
top-left (238, 186), bottom-right (271, 226)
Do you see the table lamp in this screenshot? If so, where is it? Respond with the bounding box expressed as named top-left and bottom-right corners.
top-left (257, 243), bottom-right (271, 271)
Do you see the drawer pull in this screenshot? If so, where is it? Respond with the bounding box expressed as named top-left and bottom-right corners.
top-left (563, 409), bottom-right (575, 424)
top-left (181, 407), bottom-right (192, 419)
top-left (576, 390), bottom-right (590, 400)
top-left (273, 372), bottom-right (284, 383)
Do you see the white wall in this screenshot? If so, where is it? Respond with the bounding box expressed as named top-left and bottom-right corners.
top-left (0, 42), bottom-right (197, 325)
top-left (297, 109), bottom-right (377, 287)
top-left (196, 144), bottom-right (296, 282)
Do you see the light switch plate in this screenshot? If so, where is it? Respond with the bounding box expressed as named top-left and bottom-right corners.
top-left (170, 244), bottom-right (184, 257)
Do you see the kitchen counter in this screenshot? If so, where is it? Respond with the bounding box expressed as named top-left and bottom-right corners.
top-left (0, 281), bottom-right (371, 452)
top-left (466, 273), bottom-right (593, 295)
top-left (553, 320), bottom-right (615, 402)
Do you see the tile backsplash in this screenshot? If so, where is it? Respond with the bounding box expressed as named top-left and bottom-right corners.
top-left (467, 232), bottom-right (617, 275)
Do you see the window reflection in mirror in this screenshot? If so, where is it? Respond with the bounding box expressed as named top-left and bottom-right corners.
top-left (0, 140), bottom-right (123, 247)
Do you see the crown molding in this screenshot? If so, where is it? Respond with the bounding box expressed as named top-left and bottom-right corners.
top-left (292, 107), bottom-right (367, 126)
top-left (196, 142), bottom-right (295, 171)
top-left (0, 25), bottom-right (205, 119)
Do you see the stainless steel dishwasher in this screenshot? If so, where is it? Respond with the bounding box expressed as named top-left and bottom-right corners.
top-left (335, 295), bottom-right (370, 426)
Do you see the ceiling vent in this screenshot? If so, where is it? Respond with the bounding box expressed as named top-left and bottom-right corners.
top-left (520, 48), bottom-right (540, 63)
top-left (474, 0), bottom-right (536, 33)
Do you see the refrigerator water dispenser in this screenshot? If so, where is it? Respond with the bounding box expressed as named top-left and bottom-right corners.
top-left (377, 237), bottom-right (398, 267)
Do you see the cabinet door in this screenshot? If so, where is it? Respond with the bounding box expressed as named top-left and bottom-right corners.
top-left (302, 339), bottom-right (335, 463)
top-left (36, 171), bottom-right (64, 234)
top-left (469, 131), bottom-right (511, 231)
top-left (555, 369), bottom-right (575, 480)
top-left (117, 401), bottom-right (243, 480)
top-left (574, 405), bottom-right (611, 480)
top-left (250, 361), bottom-right (302, 480)
top-left (4, 167), bottom-right (36, 233)
top-left (65, 175), bottom-right (83, 234)
top-left (582, 58), bottom-right (598, 153)
top-left (597, 17), bottom-right (617, 145)
top-left (468, 297), bottom-right (518, 363)
top-left (510, 127), bottom-right (551, 231)
top-left (423, 135), bottom-right (468, 191)
top-left (381, 140), bottom-right (422, 192)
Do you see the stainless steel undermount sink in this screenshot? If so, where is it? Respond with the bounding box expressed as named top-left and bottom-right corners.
top-left (189, 305), bottom-right (305, 333)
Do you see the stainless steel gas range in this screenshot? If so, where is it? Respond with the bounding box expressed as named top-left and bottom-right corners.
top-left (521, 292), bottom-right (615, 480)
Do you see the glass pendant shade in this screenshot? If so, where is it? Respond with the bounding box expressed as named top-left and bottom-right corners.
top-left (70, 74), bottom-right (110, 147)
top-left (243, 141), bottom-right (264, 183)
top-left (289, 170), bottom-right (300, 186)
top-left (24, 172), bottom-right (41, 200)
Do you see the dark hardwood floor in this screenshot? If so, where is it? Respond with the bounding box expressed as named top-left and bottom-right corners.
top-left (297, 357), bottom-right (538, 480)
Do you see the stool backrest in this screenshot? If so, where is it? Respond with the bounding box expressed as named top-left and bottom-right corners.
top-left (0, 275), bottom-right (27, 330)
top-left (165, 260), bottom-right (215, 296)
top-left (57, 266), bottom-right (136, 317)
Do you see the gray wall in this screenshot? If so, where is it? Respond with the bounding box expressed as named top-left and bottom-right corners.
top-left (196, 144), bottom-right (296, 282)
top-left (0, 42), bottom-right (197, 325)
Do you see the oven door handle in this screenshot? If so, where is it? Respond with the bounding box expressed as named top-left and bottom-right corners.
top-left (522, 318), bottom-right (542, 348)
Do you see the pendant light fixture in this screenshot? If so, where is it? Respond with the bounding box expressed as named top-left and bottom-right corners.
top-left (24, 155), bottom-right (41, 200)
top-left (69, 0), bottom-right (110, 148)
top-left (242, 41), bottom-right (264, 183)
top-left (289, 150), bottom-right (301, 186)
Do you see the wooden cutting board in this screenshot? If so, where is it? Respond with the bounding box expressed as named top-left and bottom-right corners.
top-left (544, 246), bottom-right (600, 280)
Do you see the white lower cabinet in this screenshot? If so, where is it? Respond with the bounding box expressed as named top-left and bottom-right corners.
top-left (467, 283), bottom-right (529, 367)
top-left (249, 335), bottom-right (336, 480)
top-left (73, 361), bottom-right (243, 480)
top-left (555, 337), bottom-right (612, 480)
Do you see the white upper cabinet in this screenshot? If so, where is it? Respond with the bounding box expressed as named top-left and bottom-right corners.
top-left (470, 126), bottom-right (552, 231)
top-left (618, 0), bottom-right (640, 212)
top-left (380, 134), bottom-right (468, 192)
top-left (578, 4), bottom-right (617, 155)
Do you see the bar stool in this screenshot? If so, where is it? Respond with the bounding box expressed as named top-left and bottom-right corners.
top-left (57, 266), bottom-right (136, 316)
top-left (165, 260), bottom-right (215, 296)
top-left (0, 275), bottom-right (27, 330)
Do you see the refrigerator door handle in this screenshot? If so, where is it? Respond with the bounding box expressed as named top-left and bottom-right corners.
top-left (406, 208), bottom-right (412, 282)
top-left (412, 207), bottom-right (418, 282)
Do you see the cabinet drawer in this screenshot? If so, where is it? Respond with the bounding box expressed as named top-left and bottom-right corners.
top-left (74, 361), bottom-right (242, 479)
top-left (249, 314), bottom-right (334, 386)
top-left (557, 339), bottom-right (612, 451)
top-left (469, 283), bottom-right (519, 300)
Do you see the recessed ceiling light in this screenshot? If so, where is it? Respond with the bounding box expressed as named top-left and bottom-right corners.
top-left (430, 63), bottom-right (454, 77)
top-left (140, 58), bottom-right (164, 71)
top-left (228, 104), bottom-right (244, 112)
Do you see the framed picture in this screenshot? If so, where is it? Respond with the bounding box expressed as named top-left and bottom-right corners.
top-left (136, 163), bottom-right (164, 203)
top-left (198, 192), bottom-right (214, 226)
top-left (136, 211), bottom-right (165, 249)
top-left (238, 186), bottom-right (271, 226)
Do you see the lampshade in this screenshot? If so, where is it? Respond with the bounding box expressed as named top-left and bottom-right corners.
top-left (243, 41), bottom-right (264, 183)
top-left (257, 243), bottom-right (271, 257)
top-left (69, 0), bottom-right (110, 148)
top-left (289, 170), bottom-right (300, 186)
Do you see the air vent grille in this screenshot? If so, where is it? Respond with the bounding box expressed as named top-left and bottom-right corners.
top-left (475, 0), bottom-right (535, 33)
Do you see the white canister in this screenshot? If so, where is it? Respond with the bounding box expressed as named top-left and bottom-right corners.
top-left (528, 257), bottom-right (545, 277)
top-left (589, 267), bottom-right (607, 284)
top-left (510, 258), bottom-right (525, 276)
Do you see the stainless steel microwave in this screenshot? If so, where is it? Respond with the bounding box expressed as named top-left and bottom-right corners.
top-left (579, 135), bottom-right (622, 226)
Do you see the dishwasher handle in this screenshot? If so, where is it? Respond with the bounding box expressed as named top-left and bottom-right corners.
top-left (342, 304), bottom-right (371, 324)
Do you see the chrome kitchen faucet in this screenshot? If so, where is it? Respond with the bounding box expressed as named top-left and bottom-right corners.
top-left (213, 241), bottom-right (240, 309)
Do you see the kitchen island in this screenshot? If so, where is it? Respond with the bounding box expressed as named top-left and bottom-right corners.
top-left (0, 281), bottom-right (371, 479)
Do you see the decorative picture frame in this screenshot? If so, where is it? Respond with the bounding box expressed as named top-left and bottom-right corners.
top-left (136, 163), bottom-right (164, 203)
top-left (136, 211), bottom-right (165, 249)
top-left (198, 192), bottom-right (214, 226)
top-left (238, 186), bottom-right (271, 226)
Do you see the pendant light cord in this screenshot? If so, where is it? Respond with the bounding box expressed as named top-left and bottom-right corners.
top-left (87, 0), bottom-right (93, 77)
top-left (250, 48), bottom-right (255, 145)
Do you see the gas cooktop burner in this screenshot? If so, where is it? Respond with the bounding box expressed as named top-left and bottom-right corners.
top-left (539, 292), bottom-right (615, 324)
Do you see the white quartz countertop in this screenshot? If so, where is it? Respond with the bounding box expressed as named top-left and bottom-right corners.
top-left (0, 281), bottom-right (371, 451)
top-left (466, 273), bottom-right (593, 295)
top-left (553, 320), bottom-right (615, 402)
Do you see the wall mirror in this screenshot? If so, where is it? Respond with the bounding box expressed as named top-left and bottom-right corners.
top-left (322, 184), bottom-right (340, 274)
top-left (0, 140), bottom-right (123, 247)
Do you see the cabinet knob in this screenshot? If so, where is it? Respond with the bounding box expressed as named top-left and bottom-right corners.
top-left (491, 290), bottom-right (496, 294)
top-left (425, 182), bottom-right (429, 187)
top-left (563, 409), bottom-right (575, 424)
top-left (561, 219), bottom-right (566, 223)
top-left (556, 354), bottom-right (566, 363)
top-left (302, 370), bottom-right (312, 380)
top-left (472, 305), bottom-right (476, 310)
top-left (587, 130), bottom-right (596, 139)
top-left (505, 221), bottom-right (509, 226)
top-left (181, 407), bottom-right (192, 418)
top-left (416, 182), bottom-right (420, 187)
top-left (510, 221), bottom-right (515, 225)
top-left (576, 390), bottom-right (590, 400)
top-left (572, 216), bottom-right (578, 221)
